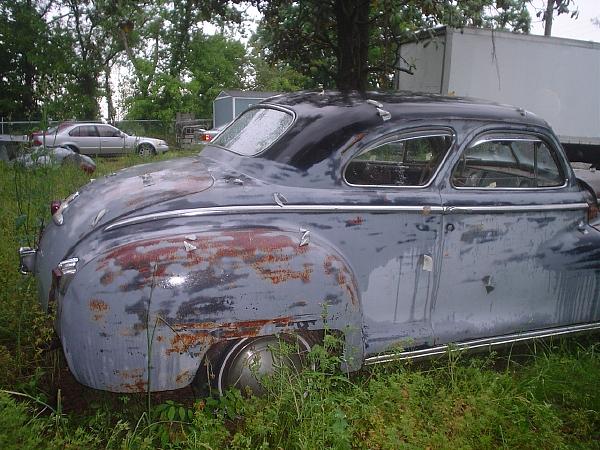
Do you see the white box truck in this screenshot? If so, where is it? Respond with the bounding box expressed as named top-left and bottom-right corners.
top-left (396, 26), bottom-right (600, 164)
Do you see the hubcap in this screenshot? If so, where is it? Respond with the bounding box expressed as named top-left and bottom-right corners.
top-left (218, 334), bottom-right (311, 395)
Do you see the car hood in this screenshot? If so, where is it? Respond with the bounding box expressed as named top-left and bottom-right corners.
top-left (58, 156), bottom-right (214, 235)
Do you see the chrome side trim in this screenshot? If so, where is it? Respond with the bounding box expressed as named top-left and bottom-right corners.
top-left (443, 202), bottom-right (588, 214)
top-left (105, 202), bottom-right (588, 231)
top-left (105, 204), bottom-right (444, 231)
top-left (364, 322), bottom-right (600, 365)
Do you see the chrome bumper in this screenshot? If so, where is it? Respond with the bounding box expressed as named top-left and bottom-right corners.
top-left (18, 247), bottom-right (37, 274)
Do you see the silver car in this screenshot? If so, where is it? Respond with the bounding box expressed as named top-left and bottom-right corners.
top-left (32, 123), bottom-right (169, 156)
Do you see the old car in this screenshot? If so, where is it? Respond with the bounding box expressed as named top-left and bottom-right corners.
top-left (14, 146), bottom-right (96, 173)
top-left (31, 122), bottom-right (169, 156)
top-left (19, 91), bottom-right (600, 394)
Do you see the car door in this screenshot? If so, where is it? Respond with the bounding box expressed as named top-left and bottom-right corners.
top-left (97, 125), bottom-right (124, 154)
top-left (73, 125), bottom-right (100, 154)
top-left (434, 128), bottom-right (600, 345)
top-left (343, 129), bottom-right (453, 354)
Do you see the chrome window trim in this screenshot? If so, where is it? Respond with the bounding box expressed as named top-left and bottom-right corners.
top-left (104, 202), bottom-right (588, 231)
top-left (213, 104), bottom-right (297, 157)
top-left (342, 129), bottom-right (456, 189)
top-left (364, 321), bottom-right (600, 365)
top-left (468, 135), bottom-right (544, 148)
top-left (452, 131), bottom-right (568, 190)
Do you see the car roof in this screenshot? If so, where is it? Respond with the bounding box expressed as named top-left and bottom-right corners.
top-left (264, 90), bottom-right (546, 127)
top-left (252, 90), bottom-right (549, 170)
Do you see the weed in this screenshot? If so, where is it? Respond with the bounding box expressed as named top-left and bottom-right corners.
top-left (0, 154), bottom-right (598, 449)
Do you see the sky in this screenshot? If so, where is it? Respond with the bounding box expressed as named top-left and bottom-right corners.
top-left (527, 0), bottom-right (600, 42)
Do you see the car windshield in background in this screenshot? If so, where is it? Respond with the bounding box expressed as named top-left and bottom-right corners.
top-left (212, 107), bottom-right (293, 156)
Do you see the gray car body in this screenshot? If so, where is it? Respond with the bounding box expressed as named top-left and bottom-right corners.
top-left (30, 92), bottom-right (600, 392)
top-left (36, 123), bottom-right (169, 156)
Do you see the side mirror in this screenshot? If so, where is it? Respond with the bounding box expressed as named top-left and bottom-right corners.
top-left (120, 132), bottom-right (126, 138)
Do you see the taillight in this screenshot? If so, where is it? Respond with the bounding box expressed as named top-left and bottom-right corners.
top-left (33, 138), bottom-right (42, 146)
top-left (51, 200), bottom-right (61, 215)
top-left (582, 187), bottom-right (599, 223)
top-left (588, 200), bottom-right (599, 223)
top-left (201, 133), bottom-right (212, 141)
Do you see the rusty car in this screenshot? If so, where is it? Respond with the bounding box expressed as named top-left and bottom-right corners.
top-left (19, 91), bottom-right (600, 394)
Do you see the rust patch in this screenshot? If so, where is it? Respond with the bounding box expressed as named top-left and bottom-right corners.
top-left (98, 228), bottom-right (316, 292)
top-left (89, 298), bottom-right (109, 312)
top-left (259, 263), bottom-right (313, 284)
top-left (176, 370), bottom-right (191, 384)
top-left (167, 316), bottom-right (295, 355)
top-left (114, 368), bottom-right (148, 393)
top-left (89, 298), bottom-right (109, 321)
top-left (100, 271), bottom-right (116, 285)
top-left (421, 206), bottom-right (432, 216)
top-left (118, 379), bottom-right (148, 393)
top-left (324, 255), bottom-right (358, 306)
top-left (167, 332), bottom-right (214, 355)
top-left (346, 216), bottom-right (364, 227)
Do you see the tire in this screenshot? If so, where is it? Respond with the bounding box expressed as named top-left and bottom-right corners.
top-left (216, 333), bottom-right (313, 396)
top-left (137, 143), bottom-right (155, 157)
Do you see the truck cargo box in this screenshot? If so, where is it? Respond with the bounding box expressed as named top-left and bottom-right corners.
top-left (396, 27), bottom-right (600, 161)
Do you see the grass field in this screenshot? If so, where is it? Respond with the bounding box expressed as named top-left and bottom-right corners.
top-left (0, 152), bottom-right (599, 449)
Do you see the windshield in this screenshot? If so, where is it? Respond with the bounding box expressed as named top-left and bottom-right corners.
top-left (212, 107), bottom-right (294, 156)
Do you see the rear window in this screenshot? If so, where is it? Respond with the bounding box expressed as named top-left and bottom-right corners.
top-left (212, 107), bottom-right (293, 156)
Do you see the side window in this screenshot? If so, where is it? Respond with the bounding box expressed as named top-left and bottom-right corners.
top-left (69, 127), bottom-right (80, 137)
top-left (452, 135), bottom-right (565, 188)
top-left (79, 125), bottom-right (99, 137)
top-left (97, 125), bottom-right (120, 137)
top-left (345, 133), bottom-right (453, 186)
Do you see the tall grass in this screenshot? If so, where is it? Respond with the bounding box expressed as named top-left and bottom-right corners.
top-left (0, 152), bottom-right (599, 449)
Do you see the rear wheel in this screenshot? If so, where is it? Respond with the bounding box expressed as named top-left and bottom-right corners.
top-left (217, 333), bottom-right (313, 396)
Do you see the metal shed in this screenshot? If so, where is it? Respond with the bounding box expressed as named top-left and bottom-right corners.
top-left (212, 90), bottom-right (280, 128)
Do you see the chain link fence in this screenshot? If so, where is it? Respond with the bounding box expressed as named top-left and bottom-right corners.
top-left (0, 118), bottom-right (212, 147)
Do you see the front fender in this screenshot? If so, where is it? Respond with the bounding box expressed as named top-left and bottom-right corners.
top-left (58, 226), bottom-right (363, 392)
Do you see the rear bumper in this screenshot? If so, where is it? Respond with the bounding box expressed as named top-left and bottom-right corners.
top-left (18, 247), bottom-right (37, 274)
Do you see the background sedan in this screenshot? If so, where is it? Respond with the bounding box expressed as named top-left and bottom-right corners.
top-left (31, 123), bottom-right (169, 156)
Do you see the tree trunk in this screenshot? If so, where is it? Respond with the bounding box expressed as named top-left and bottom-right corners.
top-left (334, 0), bottom-right (370, 91)
top-left (104, 65), bottom-right (115, 123)
top-left (544, 0), bottom-right (555, 36)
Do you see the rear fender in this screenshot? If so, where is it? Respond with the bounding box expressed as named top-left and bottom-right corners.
top-left (58, 226), bottom-right (363, 392)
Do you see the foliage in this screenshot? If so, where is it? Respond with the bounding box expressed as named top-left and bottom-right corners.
top-left (116, 0), bottom-right (249, 121)
top-left (124, 33), bottom-right (248, 120)
top-left (0, 152), bottom-right (599, 448)
top-left (254, 0), bottom-right (532, 90)
top-left (0, 1), bottom-right (79, 120)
